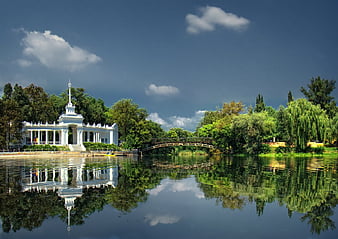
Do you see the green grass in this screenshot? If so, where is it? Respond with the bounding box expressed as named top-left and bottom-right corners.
top-left (259, 147), bottom-right (338, 158)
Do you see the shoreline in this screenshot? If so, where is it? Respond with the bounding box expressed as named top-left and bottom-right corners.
top-left (0, 151), bottom-right (137, 159)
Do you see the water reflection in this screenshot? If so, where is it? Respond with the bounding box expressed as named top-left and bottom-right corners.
top-left (0, 157), bottom-right (119, 232)
top-left (0, 156), bottom-right (337, 238)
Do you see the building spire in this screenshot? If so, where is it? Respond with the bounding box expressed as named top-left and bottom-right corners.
top-left (68, 80), bottom-right (72, 106)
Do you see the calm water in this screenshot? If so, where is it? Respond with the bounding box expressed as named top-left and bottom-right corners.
top-left (0, 155), bottom-right (337, 239)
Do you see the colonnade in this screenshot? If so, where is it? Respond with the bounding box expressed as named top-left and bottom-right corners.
top-left (23, 124), bottom-right (117, 146)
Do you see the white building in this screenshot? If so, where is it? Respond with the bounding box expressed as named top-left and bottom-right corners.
top-left (22, 83), bottom-right (118, 150)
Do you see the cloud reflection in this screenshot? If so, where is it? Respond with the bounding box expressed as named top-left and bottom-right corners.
top-left (147, 177), bottom-right (204, 199)
top-left (145, 214), bottom-right (180, 226)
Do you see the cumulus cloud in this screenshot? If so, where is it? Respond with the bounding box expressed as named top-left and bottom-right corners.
top-left (147, 178), bottom-right (204, 199)
top-left (19, 30), bottom-right (101, 71)
top-left (148, 110), bottom-right (205, 131)
top-left (16, 59), bottom-right (32, 67)
top-left (145, 84), bottom-right (179, 96)
top-left (145, 214), bottom-right (180, 226)
top-left (186, 6), bottom-right (250, 34)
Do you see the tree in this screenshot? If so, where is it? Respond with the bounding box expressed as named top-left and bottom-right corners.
top-left (124, 120), bottom-right (165, 149)
top-left (300, 77), bottom-right (337, 118)
top-left (106, 99), bottom-right (148, 142)
top-left (276, 105), bottom-right (291, 143)
top-left (0, 98), bottom-right (23, 149)
top-left (166, 128), bottom-right (193, 138)
top-left (198, 101), bottom-right (244, 128)
top-left (2, 83), bottom-right (13, 100)
top-left (230, 112), bottom-right (275, 154)
top-left (286, 99), bottom-right (329, 151)
top-left (288, 91), bottom-right (294, 104)
top-left (254, 94), bottom-right (266, 113)
top-left (23, 84), bottom-right (57, 123)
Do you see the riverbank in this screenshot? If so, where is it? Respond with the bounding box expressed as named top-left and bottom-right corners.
top-left (0, 150), bottom-right (137, 159)
top-left (259, 147), bottom-right (338, 158)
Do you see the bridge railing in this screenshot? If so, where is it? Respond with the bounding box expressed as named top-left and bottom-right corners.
top-left (151, 137), bottom-right (213, 145)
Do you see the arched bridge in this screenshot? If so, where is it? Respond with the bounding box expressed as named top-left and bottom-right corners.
top-left (142, 137), bottom-right (216, 152)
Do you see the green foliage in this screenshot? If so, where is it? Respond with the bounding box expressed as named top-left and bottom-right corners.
top-left (23, 144), bottom-right (67, 151)
top-left (275, 146), bottom-right (292, 154)
top-left (197, 124), bottom-right (215, 138)
top-left (276, 105), bottom-right (291, 142)
top-left (230, 112), bottom-right (276, 154)
top-left (288, 91), bottom-right (294, 103)
top-left (106, 99), bottom-right (148, 142)
top-left (300, 76), bottom-right (337, 118)
top-left (286, 99), bottom-right (329, 152)
top-left (254, 93), bottom-right (266, 113)
top-left (166, 128), bottom-right (193, 138)
top-left (198, 101), bottom-right (244, 128)
top-left (123, 120), bottom-right (165, 149)
top-left (83, 142), bottom-right (120, 151)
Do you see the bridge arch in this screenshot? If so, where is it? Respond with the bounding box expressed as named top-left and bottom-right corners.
top-left (141, 137), bottom-right (217, 152)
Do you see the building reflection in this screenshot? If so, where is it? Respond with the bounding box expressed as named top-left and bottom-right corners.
top-left (20, 158), bottom-right (119, 230)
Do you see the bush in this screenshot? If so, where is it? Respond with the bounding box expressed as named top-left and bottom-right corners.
top-left (311, 147), bottom-right (324, 154)
top-left (23, 144), bottom-right (64, 151)
top-left (83, 142), bottom-right (121, 151)
top-left (259, 144), bottom-right (271, 154)
top-left (275, 146), bottom-right (292, 154)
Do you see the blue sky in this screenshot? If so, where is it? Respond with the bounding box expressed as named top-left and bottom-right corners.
top-left (1, 0), bottom-right (337, 131)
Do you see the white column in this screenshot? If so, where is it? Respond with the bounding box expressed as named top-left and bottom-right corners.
top-left (61, 129), bottom-right (69, 145)
top-left (30, 131), bottom-right (33, 145)
top-left (53, 130), bottom-right (56, 145)
top-left (109, 131), bottom-right (113, 144)
top-left (45, 130), bottom-right (48, 144)
top-left (78, 128), bottom-right (83, 145)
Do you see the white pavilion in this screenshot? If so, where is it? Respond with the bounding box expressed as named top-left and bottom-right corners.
top-left (22, 82), bottom-right (118, 151)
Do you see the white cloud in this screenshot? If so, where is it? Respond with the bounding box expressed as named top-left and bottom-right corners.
top-left (148, 112), bottom-right (168, 126)
top-left (145, 84), bottom-right (179, 96)
top-left (19, 30), bottom-right (101, 71)
top-left (186, 6), bottom-right (250, 34)
top-left (16, 59), bottom-right (32, 67)
top-left (147, 110), bottom-right (205, 131)
top-left (145, 214), bottom-right (180, 226)
top-left (147, 178), bottom-right (205, 199)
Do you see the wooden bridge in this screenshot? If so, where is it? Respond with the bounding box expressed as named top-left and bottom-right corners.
top-left (142, 137), bottom-right (215, 152)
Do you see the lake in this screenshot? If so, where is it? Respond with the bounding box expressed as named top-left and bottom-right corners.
top-left (0, 155), bottom-right (337, 239)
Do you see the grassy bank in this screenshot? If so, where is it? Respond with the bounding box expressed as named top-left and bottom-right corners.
top-left (259, 147), bottom-right (338, 158)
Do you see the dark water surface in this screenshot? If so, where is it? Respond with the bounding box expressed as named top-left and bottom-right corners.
top-left (0, 155), bottom-right (337, 239)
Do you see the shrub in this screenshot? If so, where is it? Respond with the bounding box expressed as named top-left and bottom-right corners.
top-left (23, 144), bottom-right (61, 151)
top-left (311, 147), bottom-right (324, 154)
top-left (83, 142), bottom-right (121, 151)
top-left (275, 146), bottom-right (292, 154)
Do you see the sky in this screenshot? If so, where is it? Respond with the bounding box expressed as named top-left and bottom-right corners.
top-left (0, 0), bottom-right (337, 131)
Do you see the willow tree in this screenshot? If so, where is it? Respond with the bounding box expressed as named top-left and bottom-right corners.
top-left (286, 99), bottom-right (329, 151)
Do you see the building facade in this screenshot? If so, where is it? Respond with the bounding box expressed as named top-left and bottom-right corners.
top-left (22, 83), bottom-right (118, 150)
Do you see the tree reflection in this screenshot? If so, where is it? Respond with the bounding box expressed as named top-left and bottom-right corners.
top-left (195, 156), bottom-right (337, 234)
top-left (301, 193), bottom-right (337, 234)
top-left (0, 156), bottom-right (337, 235)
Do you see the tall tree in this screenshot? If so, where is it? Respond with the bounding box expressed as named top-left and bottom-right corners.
top-left (286, 99), bottom-right (329, 151)
top-left (23, 84), bottom-right (56, 123)
top-left (254, 94), bottom-right (266, 113)
top-left (0, 98), bottom-right (23, 149)
top-left (198, 101), bottom-right (244, 128)
top-left (2, 83), bottom-right (13, 100)
top-left (300, 77), bottom-right (337, 118)
top-left (106, 99), bottom-right (148, 142)
top-left (229, 112), bottom-right (276, 154)
top-left (276, 105), bottom-right (291, 143)
top-left (287, 91), bottom-right (294, 104)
